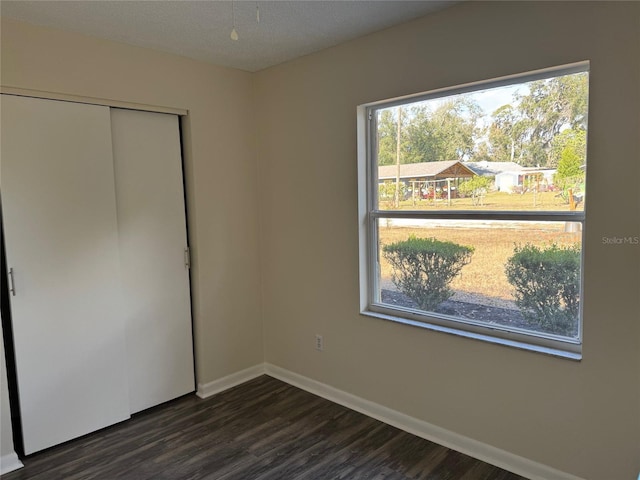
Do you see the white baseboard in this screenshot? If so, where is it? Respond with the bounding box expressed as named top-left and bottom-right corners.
top-left (196, 364), bottom-right (265, 399)
top-left (264, 363), bottom-right (585, 480)
top-left (0, 452), bottom-right (23, 475)
top-left (195, 362), bottom-right (584, 480)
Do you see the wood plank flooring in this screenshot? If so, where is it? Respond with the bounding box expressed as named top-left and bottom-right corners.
top-left (2, 375), bottom-right (526, 480)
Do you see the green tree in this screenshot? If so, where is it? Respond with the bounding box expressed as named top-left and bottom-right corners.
top-left (392, 97), bottom-right (482, 164)
top-left (458, 176), bottom-right (493, 205)
top-left (471, 141), bottom-right (492, 162)
top-left (514, 72), bottom-right (589, 167)
top-left (487, 104), bottom-right (527, 162)
top-left (552, 129), bottom-right (586, 204)
top-left (403, 105), bottom-right (437, 163)
top-left (556, 148), bottom-right (583, 179)
top-left (377, 72), bottom-right (589, 168)
top-left (482, 72), bottom-right (588, 167)
top-left (377, 109), bottom-right (404, 166)
top-left (550, 129), bottom-right (586, 169)
top-left (378, 182), bottom-right (407, 208)
top-left (426, 98), bottom-right (482, 161)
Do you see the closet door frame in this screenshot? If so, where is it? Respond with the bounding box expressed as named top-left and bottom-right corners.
top-left (0, 91), bottom-right (194, 454)
top-left (0, 87), bottom-right (187, 116)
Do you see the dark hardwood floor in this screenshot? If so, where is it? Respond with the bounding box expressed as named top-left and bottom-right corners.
top-left (2, 375), bottom-right (526, 480)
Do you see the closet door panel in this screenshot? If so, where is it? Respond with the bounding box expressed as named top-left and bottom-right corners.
top-left (1, 95), bottom-right (130, 454)
top-left (110, 108), bottom-right (194, 414)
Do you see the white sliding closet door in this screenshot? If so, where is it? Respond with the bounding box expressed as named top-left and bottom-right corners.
top-left (110, 109), bottom-right (194, 414)
top-left (1, 95), bottom-right (130, 454)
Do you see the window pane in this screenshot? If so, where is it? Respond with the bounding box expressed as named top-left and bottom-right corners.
top-left (376, 218), bottom-right (582, 339)
top-left (375, 71), bottom-right (588, 213)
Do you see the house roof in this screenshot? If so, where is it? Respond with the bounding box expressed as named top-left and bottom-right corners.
top-left (464, 161), bottom-right (524, 176)
top-left (378, 160), bottom-right (476, 181)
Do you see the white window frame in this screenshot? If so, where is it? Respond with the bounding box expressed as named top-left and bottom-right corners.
top-left (357, 62), bottom-right (588, 359)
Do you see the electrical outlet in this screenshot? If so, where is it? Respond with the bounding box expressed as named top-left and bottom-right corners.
top-left (315, 334), bottom-right (323, 351)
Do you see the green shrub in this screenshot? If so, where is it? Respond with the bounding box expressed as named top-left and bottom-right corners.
top-left (505, 243), bottom-right (580, 336)
top-left (382, 236), bottom-right (474, 311)
top-left (378, 182), bottom-right (407, 207)
top-left (458, 176), bottom-right (493, 205)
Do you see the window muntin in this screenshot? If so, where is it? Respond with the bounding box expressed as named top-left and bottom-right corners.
top-left (361, 64), bottom-right (588, 355)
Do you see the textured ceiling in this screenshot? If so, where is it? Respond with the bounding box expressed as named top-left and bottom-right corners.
top-left (0, 1), bottom-right (456, 72)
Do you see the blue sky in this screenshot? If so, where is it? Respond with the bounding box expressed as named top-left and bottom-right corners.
top-left (380, 82), bottom-right (527, 124)
top-left (473, 84), bottom-right (523, 117)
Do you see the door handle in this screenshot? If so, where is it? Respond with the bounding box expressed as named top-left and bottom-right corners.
top-left (8, 268), bottom-right (16, 296)
top-left (184, 247), bottom-right (191, 269)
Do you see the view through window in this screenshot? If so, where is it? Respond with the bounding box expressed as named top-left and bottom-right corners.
top-left (362, 64), bottom-right (589, 355)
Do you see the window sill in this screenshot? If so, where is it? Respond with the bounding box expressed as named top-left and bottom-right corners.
top-left (360, 308), bottom-right (582, 361)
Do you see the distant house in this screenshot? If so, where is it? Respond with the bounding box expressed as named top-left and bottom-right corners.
top-left (493, 171), bottom-right (521, 192)
top-left (494, 168), bottom-right (556, 193)
top-left (465, 161), bottom-right (524, 191)
top-left (466, 161), bottom-right (556, 192)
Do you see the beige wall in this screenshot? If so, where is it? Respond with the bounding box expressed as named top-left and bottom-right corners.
top-left (0, 17), bottom-right (264, 387)
top-left (2, 2), bottom-right (639, 479)
top-left (254, 2), bottom-right (639, 479)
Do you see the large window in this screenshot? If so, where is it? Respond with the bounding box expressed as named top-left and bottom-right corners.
top-left (358, 63), bottom-right (589, 357)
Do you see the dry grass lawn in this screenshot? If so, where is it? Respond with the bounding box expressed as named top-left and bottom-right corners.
top-left (378, 222), bottom-right (581, 305)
